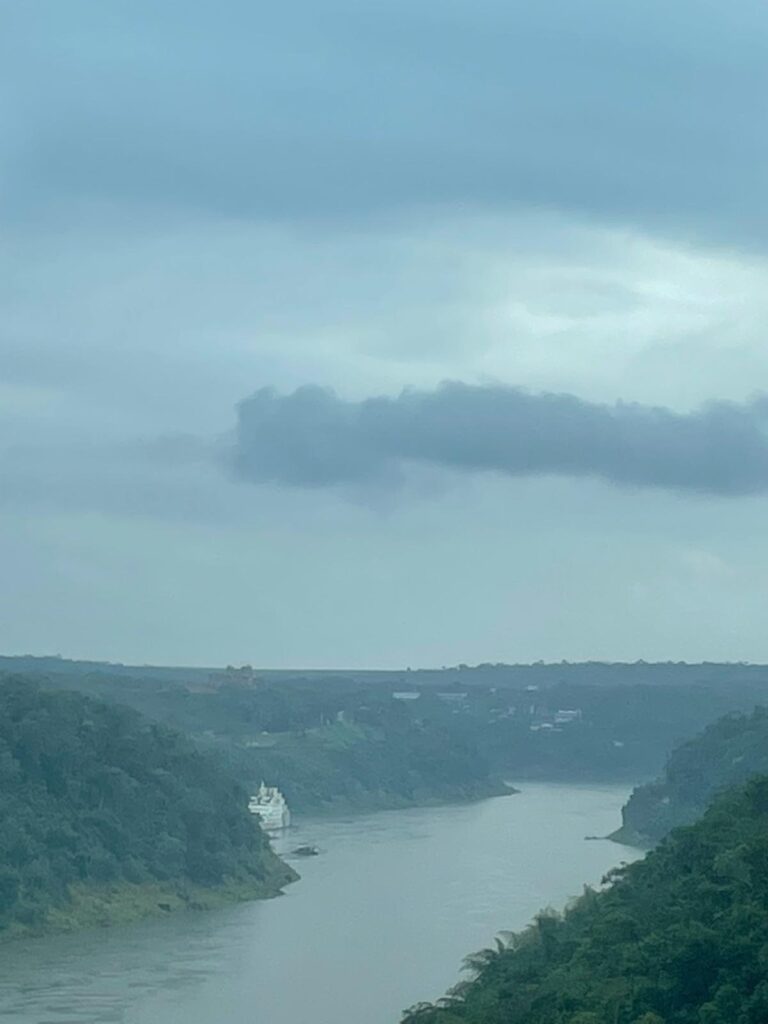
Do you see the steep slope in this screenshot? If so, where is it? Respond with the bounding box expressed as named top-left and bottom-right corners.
top-left (403, 775), bottom-right (768, 1024)
top-left (612, 706), bottom-right (768, 846)
top-left (0, 677), bottom-right (296, 938)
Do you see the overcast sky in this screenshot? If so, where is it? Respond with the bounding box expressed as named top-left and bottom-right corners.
top-left (3, 0), bottom-right (768, 667)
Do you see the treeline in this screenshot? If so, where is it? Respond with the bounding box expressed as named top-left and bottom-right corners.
top-left (0, 677), bottom-right (294, 936)
top-left (402, 775), bottom-right (768, 1024)
top-left (614, 706), bottom-right (768, 845)
top-left (6, 654), bottom-right (768, 691)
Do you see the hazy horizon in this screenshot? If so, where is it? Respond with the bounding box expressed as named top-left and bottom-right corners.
top-left (2, 651), bottom-right (765, 674)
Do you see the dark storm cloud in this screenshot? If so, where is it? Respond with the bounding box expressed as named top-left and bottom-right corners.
top-left (3, 1), bottom-right (768, 242)
top-left (234, 384), bottom-right (768, 496)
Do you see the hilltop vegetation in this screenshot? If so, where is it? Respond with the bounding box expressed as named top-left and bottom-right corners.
top-left (402, 775), bottom-right (768, 1024)
top-left (20, 661), bottom-right (767, 813)
top-left (0, 678), bottom-right (295, 938)
top-left (6, 654), bottom-right (768, 692)
top-left (613, 707), bottom-right (768, 846)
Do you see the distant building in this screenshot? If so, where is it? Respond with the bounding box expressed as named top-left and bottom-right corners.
top-left (554, 709), bottom-right (583, 724)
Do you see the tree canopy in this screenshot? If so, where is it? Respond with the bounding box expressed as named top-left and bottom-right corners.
top-left (617, 706), bottom-right (768, 845)
top-left (0, 677), bottom-right (292, 934)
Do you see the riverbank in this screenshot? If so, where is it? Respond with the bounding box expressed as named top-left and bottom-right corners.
top-left (293, 779), bottom-right (518, 817)
top-left (605, 823), bottom-right (653, 848)
top-left (1, 785), bottom-right (513, 943)
top-left (1, 857), bottom-right (299, 943)
top-left (1, 783), bottom-right (639, 1024)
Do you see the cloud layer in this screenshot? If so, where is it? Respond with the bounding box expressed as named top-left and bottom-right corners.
top-left (234, 383), bottom-right (768, 496)
top-left (4, 1), bottom-right (768, 245)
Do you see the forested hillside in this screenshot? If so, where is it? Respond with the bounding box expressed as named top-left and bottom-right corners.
top-left (221, 718), bottom-right (509, 813)
top-left (613, 707), bottom-right (768, 846)
top-left (402, 776), bottom-right (768, 1024)
top-left (11, 672), bottom-right (515, 812)
top-left (19, 664), bottom-right (765, 813)
top-left (0, 678), bottom-right (295, 938)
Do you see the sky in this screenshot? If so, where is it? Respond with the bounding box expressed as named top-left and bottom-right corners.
top-left (3, 0), bottom-right (768, 667)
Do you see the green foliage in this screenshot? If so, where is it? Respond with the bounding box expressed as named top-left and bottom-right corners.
top-left (402, 776), bottom-right (768, 1024)
top-left (0, 677), bottom-right (293, 935)
top-left (24, 665), bottom-right (764, 814)
top-left (618, 707), bottom-right (768, 844)
top-left (225, 713), bottom-right (509, 813)
top-left (29, 673), bottom-right (514, 812)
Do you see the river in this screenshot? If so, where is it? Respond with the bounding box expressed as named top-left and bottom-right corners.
top-left (0, 782), bottom-right (640, 1024)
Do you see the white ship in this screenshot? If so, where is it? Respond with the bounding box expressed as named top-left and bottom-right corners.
top-left (248, 782), bottom-right (291, 831)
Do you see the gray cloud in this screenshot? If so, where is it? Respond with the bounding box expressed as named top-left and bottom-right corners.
top-left (3, 1), bottom-right (768, 245)
top-left (233, 383), bottom-right (768, 496)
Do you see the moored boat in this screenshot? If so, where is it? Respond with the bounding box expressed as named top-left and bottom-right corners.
top-left (248, 782), bottom-right (291, 831)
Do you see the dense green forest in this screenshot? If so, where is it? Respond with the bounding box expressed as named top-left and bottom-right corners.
top-left (402, 775), bottom-right (768, 1024)
top-left (4, 654), bottom-right (767, 821)
top-left (19, 661), bottom-right (767, 813)
top-left (614, 707), bottom-right (768, 846)
top-left (29, 673), bottom-right (512, 812)
top-left (0, 677), bottom-right (295, 938)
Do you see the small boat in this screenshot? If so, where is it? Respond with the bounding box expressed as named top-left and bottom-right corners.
top-left (291, 845), bottom-right (320, 857)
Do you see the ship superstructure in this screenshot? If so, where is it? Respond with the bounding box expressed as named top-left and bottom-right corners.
top-left (248, 782), bottom-right (291, 831)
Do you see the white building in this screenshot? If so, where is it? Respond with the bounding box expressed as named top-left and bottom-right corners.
top-left (554, 709), bottom-right (583, 724)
